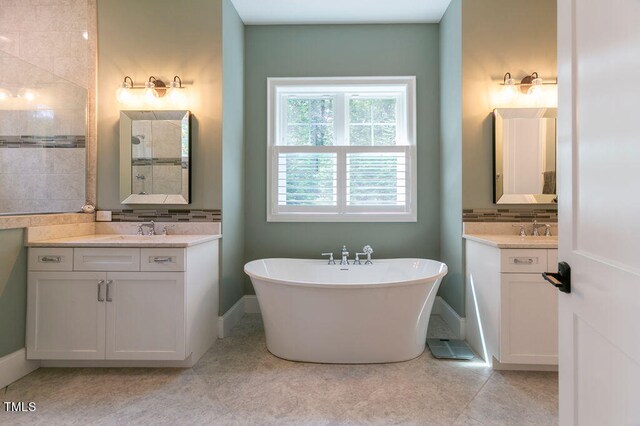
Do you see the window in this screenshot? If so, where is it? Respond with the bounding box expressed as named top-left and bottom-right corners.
top-left (267, 77), bottom-right (417, 222)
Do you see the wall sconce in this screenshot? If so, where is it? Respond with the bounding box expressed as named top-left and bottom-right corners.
top-left (501, 72), bottom-right (555, 97)
top-left (116, 75), bottom-right (187, 105)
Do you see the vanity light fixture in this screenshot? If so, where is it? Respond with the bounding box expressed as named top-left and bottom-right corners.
top-left (116, 76), bottom-right (134, 104)
top-left (166, 76), bottom-right (186, 104)
top-left (116, 75), bottom-right (186, 105)
top-left (501, 72), bottom-right (555, 95)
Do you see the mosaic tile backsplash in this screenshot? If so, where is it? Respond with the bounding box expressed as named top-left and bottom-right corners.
top-left (110, 209), bottom-right (222, 222)
top-left (463, 208), bottom-right (558, 223)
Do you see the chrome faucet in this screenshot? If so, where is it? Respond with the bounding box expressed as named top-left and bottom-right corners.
top-left (137, 220), bottom-right (156, 236)
top-left (532, 221), bottom-right (552, 236)
top-left (340, 245), bottom-right (349, 265)
top-left (531, 220), bottom-right (551, 237)
top-left (354, 245), bottom-right (374, 265)
top-left (321, 252), bottom-right (336, 265)
top-left (362, 245), bottom-right (373, 264)
top-left (512, 224), bottom-right (527, 237)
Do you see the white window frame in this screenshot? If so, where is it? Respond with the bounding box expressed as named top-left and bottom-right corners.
top-left (267, 76), bottom-right (417, 222)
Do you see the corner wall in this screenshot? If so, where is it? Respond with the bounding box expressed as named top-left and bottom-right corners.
top-left (220, 0), bottom-right (246, 314)
top-left (439, 0), bottom-right (464, 315)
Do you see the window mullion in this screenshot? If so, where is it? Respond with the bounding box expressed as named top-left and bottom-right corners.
top-left (337, 146), bottom-right (346, 214)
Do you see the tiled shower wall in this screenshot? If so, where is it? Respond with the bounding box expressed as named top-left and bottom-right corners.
top-left (0, 0), bottom-right (95, 215)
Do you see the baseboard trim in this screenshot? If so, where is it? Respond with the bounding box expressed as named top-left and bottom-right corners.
top-left (243, 295), bottom-right (261, 314)
top-left (433, 296), bottom-right (466, 339)
top-left (0, 348), bottom-right (40, 388)
top-left (217, 296), bottom-right (246, 338)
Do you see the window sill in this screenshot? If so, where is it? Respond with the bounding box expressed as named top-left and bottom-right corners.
top-left (267, 212), bottom-right (417, 223)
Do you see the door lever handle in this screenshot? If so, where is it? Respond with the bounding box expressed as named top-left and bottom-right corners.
top-left (543, 261), bottom-right (571, 293)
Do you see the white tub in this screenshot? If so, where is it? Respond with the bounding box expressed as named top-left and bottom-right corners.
top-left (244, 258), bottom-right (448, 364)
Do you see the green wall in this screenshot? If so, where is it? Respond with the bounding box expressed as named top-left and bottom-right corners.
top-left (220, 0), bottom-right (246, 313)
top-left (0, 229), bottom-right (27, 357)
top-left (438, 0), bottom-right (464, 316)
top-left (243, 24), bottom-right (441, 294)
top-left (96, 0), bottom-right (223, 211)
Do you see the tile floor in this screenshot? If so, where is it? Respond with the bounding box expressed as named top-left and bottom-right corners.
top-left (1, 315), bottom-right (558, 425)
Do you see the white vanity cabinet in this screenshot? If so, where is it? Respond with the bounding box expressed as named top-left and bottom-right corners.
top-left (26, 240), bottom-right (218, 366)
top-left (465, 237), bottom-right (558, 370)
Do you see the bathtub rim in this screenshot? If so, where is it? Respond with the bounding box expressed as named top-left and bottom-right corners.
top-left (244, 258), bottom-right (448, 289)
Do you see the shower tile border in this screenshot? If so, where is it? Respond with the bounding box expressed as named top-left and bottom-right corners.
top-left (0, 135), bottom-right (86, 148)
top-left (109, 209), bottom-right (222, 222)
top-left (463, 208), bottom-right (558, 223)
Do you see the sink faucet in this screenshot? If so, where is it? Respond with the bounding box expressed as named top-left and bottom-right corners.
top-left (532, 220), bottom-right (552, 237)
top-left (512, 224), bottom-right (527, 237)
top-left (340, 245), bottom-right (349, 265)
top-left (532, 221), bottom-right (552, 236)
top-left (137, 221), bottom-right (155, 236)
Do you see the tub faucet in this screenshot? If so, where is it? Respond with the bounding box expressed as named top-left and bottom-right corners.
top-left (340, 245), bottom-right (349, 265)
top-left (321, 252), bottom-right (336, 265)
top-left (362, 245), bottom-right (374, 265)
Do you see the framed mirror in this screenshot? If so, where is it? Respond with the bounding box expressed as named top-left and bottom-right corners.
top-left (493, 108), bottom-right (557, 204)
top-left (119, 110), bottom-right (190, 204)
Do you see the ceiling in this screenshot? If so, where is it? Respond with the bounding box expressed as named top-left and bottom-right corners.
top-left (229, 0), bottom-right (452, 25)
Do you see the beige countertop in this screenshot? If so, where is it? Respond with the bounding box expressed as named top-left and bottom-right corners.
top-left (463, 233), bottom-right (558, 249)
top-left (27, 234), bottom-right (221, 248)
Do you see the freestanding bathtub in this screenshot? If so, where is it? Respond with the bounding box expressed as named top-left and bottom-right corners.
top-left (244, 258), bottom-right (448, 364)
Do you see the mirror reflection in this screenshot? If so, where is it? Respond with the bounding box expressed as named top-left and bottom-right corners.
top-left (119, 110), bottom-right (190, 204)
top-left (493, 108), bottom-right (557, 204)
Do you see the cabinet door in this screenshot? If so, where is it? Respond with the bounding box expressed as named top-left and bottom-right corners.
top-left (500, 273), bottom-right (558, 365)
top-left (105, 272), bottom-right (186, 360)
top-left (27, 272), bottom-right (106, 360)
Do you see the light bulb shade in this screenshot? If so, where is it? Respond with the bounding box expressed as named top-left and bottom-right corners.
top-left (116, 87), bottom-right (133, 104)
top-left (144, 88), bottom-right (158, 103)
top-left (166, 86), bottom-right (187, 105)
top-left (528, 84), bottom-right (543, 96)
top-left (0, 88), bottom-right (10, 100)
top-left (502, 84), bottom-right (518, 99)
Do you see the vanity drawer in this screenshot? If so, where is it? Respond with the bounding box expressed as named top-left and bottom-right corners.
top-left (28, 248), bottom-right (74, 271)
top-left (500, 249), bottom-right (548, 273)
top-left (140, 248), bottom-right (185, 272)
top-left (74, 248), bottom-right (140, 271)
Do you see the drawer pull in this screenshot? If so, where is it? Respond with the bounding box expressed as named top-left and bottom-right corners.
top-left (151, 256), bottom-right (173, 264)
top-left (39, 256), bottom-right (62, 263)
top-left (106, 280), bottom-right (113, 302)
top-left (97, 280), bottom-right (105, 302)
top-left (513, 258), bottom-right (535, 264)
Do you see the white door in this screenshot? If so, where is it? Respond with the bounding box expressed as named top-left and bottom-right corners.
top-left (105, 272), bottom-right (186, 360)
top-left (558, 0), bottom-right (640, 424)
top-left (27, 272), bottom-right (106, 360)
